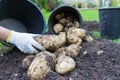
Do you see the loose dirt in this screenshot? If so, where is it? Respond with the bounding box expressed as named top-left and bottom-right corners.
top-left (0, 21), bottom-right (120, 80)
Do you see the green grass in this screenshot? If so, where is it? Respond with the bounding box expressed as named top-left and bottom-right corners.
top-left (92, 30), bottom-right (101, 39)
top-left (91, 30), bottom-right (120, 44)
top-left (79, 9), bottom-right (99, 21)
top-left (0, 42), bottom-right (3, 47)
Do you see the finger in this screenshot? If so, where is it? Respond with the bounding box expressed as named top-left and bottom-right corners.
top-left (32, 39), bottom-right (45, 51)
top-left (28, 44), bottom-right (39, 54)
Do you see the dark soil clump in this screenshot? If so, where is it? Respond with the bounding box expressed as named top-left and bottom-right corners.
top-left (0, 21), bottom-right (120, 80)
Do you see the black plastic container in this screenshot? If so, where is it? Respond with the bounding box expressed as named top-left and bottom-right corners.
top-left (99, 8), bottom-right (120, 39)
top-left (0, 0), bottom-right (46, 46)
top-left (48, 6), bottom-right (83, 34)
top-left (0, 0), bottom-right (46, 34)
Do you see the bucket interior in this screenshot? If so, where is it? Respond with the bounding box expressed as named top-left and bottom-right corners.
top-left (48, 6), bottom-right (83, 34)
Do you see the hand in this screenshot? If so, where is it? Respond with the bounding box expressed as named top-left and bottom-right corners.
top-left (7, 31), bottom-right (45, 54)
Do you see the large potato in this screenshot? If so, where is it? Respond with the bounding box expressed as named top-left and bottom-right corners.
top-left (27, 51), bottom-right (56, 80)
top-left (35, 32), bottom-right (66, 52)
top-left (54, 44), bottom-right (81, 58)
top-left (22, 55), bottom-right (35, 69)
top-left (55, 55), bottom-right (76, 74)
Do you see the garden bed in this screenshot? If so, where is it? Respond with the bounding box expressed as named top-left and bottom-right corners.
top-left (0, 21), bottom-right (120, 80)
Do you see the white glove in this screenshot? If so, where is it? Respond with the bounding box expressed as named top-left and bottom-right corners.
top-left (7, 31), bottom-right (45, 54)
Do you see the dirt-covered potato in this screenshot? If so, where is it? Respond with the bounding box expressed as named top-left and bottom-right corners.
top-left (59, 18), bottom-right (66, 26)
top-left (54, 44), bottom-right (81, 58)
top-left (55, 12), bottom-right (65, 20)
top-left (66, 44), bottom-right (81, 57)
top-left (67, 34), bottom-right (82, 46)
top-left (84, 35), bottom-right (94, 42)
top-left (55, 55), bottom-right (76, 74)
top-left (67, 27), bottom-right (86, 39)
top-left (74, 19), bottom-right (80, 28)
top-left (35, 32), bottom-right (66, 52)
top-left (27, 51), bottom-right (56, 80)
top-left (53, 23), bottom-right (64, 34)
top-left (22, 55), bottom-right (35, 69)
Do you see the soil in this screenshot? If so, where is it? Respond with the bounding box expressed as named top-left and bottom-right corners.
top-left (0, 21), bottom-right (120, 80)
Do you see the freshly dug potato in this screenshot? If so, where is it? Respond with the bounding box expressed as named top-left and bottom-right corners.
top-left (35, 32), bottom-right (66, 52)
top-left (55, 12), bottom-right (65, 20)
top-left (22, 55), bottom-right (35, 69)
top-left (53, 23), bottom-right (64, 34)
top-left (54, 44), bottom-right (81, 58)
top-left (84, 35), bottom-right (94, 42)
top-left (64, 22), bottom-right (74, 32)
top-left (67, 27), bottom-right (86, 39)
top-left (59, 18), bottom-right (66, 26)
top-left (67, 34), bottom-right (82, 46)
top-left (27, 51), bottom-right (56, 80)
top-left (66, 44), bottom-right (81, 57)
top-left (74, 19), bottom-right (80, 28)
top-left (55, 55), bottom-right (76, 74)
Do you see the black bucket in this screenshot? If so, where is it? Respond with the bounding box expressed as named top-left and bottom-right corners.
top-left (0, 0), bottom-right (46, 46)
top-left (99, 8), bottom-right (120, 39)
top-left (0, 0), bottom-right (46, 34)
top-left (48, 6), bottom-right (83, 34)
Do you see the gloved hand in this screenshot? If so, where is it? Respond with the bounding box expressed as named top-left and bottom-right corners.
top-left (6, 31), bottom-right (45, 54)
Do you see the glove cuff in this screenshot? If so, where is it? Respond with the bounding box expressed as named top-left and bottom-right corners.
top-left (6, 31), bottom-right (13, 42)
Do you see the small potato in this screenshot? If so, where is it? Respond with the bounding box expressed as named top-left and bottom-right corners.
top-left (74, 19), bottom-right (80, 28)
top-left (84, 35), bottom-right (94, 42)
top-left (53, 23), bottom-right (64, 34)
top-left (27, 51), bottom-right (56, 80)
top-left (55, 55), bottom-right (76, 74)
top-left (59, 18), bottom-right (66, 26)
top-left (55, 12), bottom-right (65, 20)
top-left (67, 35), bottom-right (82, 46)
top-left (66, 44), bottom-right (81, 57)
top-left (55, 14), bottom-right (61, 20)
top-left (22, 55), bottom-right (35, 69)
top-left (67, 27), bottom-right (86, 39)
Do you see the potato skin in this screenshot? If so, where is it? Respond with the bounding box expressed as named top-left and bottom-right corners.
top-left (27, 51), bottom-right (56, 80)
top-left (66, 44), bottom-right (81, 57)
top-left (53, 23), bottom-right (64, 34)
top-left (22, 55), bottom-right (35, 69)
top-left (35, 32), bottom-right (66, 52)
top-left (54, 44), bottom-right (81, 58)
top-left (55, 55), bottom-right (76, 74)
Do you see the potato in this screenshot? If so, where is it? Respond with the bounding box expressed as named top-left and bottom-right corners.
top-left (67, 34), bottom-right (82, 46)
top-left (74, 19), bottom-right (80, 28)
top-left (55, 55), bottom-right (76, 74)
top-left (67, 27), bottom-right (86, 39)
top-left (84, 35), bottom-right (94, 42)
top-left (55, 12), bottom-right (65, 20)
top-left (53, 23), bottom-right (64, 33)
top-left (27, 51), bottom-right (56, 80)
top-left (35, 32), bottom-right (66, 52)
top-left (22, 55), bottom-right (35, 69)
top-left (59, 18), bottom-right (66, 26)
top-left (54, 44), bottom-right (81, 58)
top-left (66, 44), bottom-right (81, 57)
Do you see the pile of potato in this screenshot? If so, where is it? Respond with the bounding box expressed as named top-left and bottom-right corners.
top-left (22, 12), bottom-right (94, 80)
